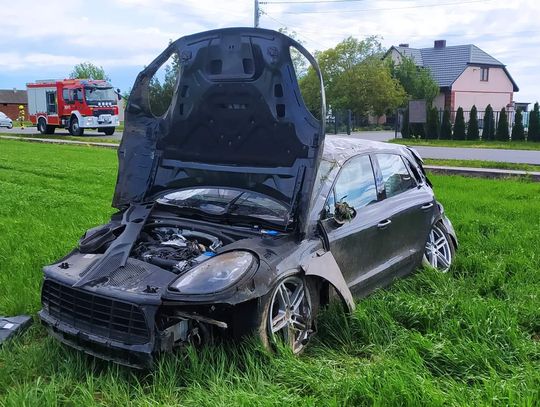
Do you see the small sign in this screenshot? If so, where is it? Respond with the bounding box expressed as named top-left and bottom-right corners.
top-left (409, 100), bottom-right (427, 123)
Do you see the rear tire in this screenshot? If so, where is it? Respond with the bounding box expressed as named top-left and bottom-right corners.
top-left (38, 118), bottom-right (47, 134)
top-left (69, 117), bottom-right (84, 136)
top-left (255, 275), bottom-right (318, 354)
top-left (423, 222), bottom-right (455, 272)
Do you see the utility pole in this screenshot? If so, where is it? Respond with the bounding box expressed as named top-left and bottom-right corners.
top-left (254, 0), bottom-right (260, 27)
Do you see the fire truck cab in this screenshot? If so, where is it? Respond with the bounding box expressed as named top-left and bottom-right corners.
top-left (27, 79), bottom-right (120, 136)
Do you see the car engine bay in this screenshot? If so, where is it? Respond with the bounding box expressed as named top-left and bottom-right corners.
top-left (131, 226), bottom-right (222, 274)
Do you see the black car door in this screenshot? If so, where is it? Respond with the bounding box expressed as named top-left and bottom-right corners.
top-left (370, 153), bottom-right (435, 277)
top-left (320, 154), bottom-right (389, 289)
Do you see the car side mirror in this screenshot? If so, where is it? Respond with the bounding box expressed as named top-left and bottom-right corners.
top-left (333, 201), bottom-right (356, 225)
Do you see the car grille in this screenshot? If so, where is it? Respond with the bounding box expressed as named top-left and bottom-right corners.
top-left (42, 280), bottom-right (150, 344)
top-left (93, 109), bottom-right (115, 116)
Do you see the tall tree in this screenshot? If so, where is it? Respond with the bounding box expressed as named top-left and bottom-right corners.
top-left (148, 42), bottom-right (181, 117)
top-left (453, 107), bottom-right (466, 140)
top-left (496, 107), bottom-right (510, 141)
top-left (511, 109), bottom-right (525, 141)
top-left (278, 27), bottom-right (308, 78)
top-left (390, 56), bottom-right (439, 105)
top-left (299, 36), bottom-right (405, 120)
top-left (70, 62), bottom-right (110, 81)
top-left (440, 108), bottom-right (452, 139)
top-left (483, 104), bottom-right (495, 141)
top-left (426, 106), bottom-right (439, 139)
top-left (528, 102), bottom-right (540, 142)
top-left (467, 105), bottom-right (479, 140)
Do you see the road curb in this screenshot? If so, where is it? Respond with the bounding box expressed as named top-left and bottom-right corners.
top-left (2, 135), bottom-right (539, 181)
top-left (425, 165), bottom-right (540, 181)
top-left (0, 135), bottom-right (118, 149)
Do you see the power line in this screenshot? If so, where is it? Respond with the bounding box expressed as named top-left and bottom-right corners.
top-left (260, 10), bottom-right (325, 48)
top-left (280, 0), bottom-right (494, 14)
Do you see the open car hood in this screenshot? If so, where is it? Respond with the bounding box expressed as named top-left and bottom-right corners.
top-left (113, 28), bottom-right (325, 234)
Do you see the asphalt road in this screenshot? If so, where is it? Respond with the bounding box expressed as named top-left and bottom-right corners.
top-left (343, 131), bottom-right (540, 165)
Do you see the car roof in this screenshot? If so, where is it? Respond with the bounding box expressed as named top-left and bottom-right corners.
top-left (322, 136), bottom-right (408, 165)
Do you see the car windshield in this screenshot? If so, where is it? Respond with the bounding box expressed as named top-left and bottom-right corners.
top-left (85, 87), bottom-right (116, 103)
top-left (157, 188), bottom-right (290, 225)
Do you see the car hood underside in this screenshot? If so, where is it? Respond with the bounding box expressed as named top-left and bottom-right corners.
top-left (113, 28), bottom-right (325, 234)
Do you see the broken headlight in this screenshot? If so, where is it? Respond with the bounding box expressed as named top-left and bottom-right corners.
top-left (169, 251), bottom-right (256, 294)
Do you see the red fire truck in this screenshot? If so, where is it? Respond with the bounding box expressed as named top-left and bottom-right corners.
top-left (27, 79), bottom-right (120, 136)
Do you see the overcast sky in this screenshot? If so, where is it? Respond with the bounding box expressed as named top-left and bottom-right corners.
top-left (0, 0), bottom-right (538, 104)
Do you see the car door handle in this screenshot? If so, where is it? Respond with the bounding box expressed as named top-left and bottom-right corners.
top-left (421, 202), bottom-right (434, 210)
top-left (377, 219), bottom-right (392, 228)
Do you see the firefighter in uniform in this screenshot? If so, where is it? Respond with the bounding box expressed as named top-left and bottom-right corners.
top-left (18, 105), bottom-right (25, 130)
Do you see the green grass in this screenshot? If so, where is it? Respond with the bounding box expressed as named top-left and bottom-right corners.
top-left (424, 158), bottom-right (540, 172)
top-left (0, 132), bottom-right (120, 144)
top-left (1, 139), bottom-right (539, 405)
top-left (390, 138), bottom-right (540, 151)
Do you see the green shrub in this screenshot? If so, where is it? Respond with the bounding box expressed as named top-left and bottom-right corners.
top-left (483, 104), bottom-right (495, 140)
top-left (440, 109), bottom-right (452, 140)
top-left (426, 107), bottom-right (439, 139)
top-left (528, 102), bottom-right (540, 142)
top-left (401, 108), bottom-right (410, 138)
top-left (453, 107), bottom-right (466, 140)
top-left (511, 109), bottom-right (525, 141)
top-left (496, 107), bottom-right (509, 141)
top-left (467, 105), bottom-right (479, 140)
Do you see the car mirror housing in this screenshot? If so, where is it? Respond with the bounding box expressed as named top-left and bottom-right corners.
top-left (333, 201), bottom-right (356, 225)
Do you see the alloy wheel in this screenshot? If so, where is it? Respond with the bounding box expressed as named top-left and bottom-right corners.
top-left (268, 276), bottom-right (312, 353)
top-left (424, 224), bottom-right (452, 272)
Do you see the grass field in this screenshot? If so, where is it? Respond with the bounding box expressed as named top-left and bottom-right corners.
top-left (390, 138), bottom-right (540, 151)
top-left (0, 139), bottom-right (539, 406)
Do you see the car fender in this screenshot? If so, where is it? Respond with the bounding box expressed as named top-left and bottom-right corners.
top-left (433, 202), bottom-right (458, 249)
top-left (301, 249), bottom-right (355, 312)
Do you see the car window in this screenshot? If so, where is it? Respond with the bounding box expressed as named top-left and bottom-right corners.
top-left (376, 154), bottom-right (416, 198)
top-left (325, 155), bottom-right (377, 217)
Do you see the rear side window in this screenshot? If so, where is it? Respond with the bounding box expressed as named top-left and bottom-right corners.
top-left (325, 155), bottom-right (377, 216)
top-left (376, 154), bottom-right (416, 199)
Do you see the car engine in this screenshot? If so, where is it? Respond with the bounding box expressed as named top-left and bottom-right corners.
top-left (132, 226), bottom-right (222, 273)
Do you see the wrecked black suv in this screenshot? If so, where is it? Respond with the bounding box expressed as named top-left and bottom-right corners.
top-left (39, 28), bottom-right (457, 368)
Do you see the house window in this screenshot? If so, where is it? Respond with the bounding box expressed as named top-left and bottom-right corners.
top-left (480, 67), bottom-right (489, 81)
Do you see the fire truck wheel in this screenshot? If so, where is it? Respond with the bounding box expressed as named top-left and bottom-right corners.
top-left (103, 127), bottom-right (115, 136)
top-left (38, 118), bottom-right (47, 134)
top-left (69, 117), bottom-right (84, 136)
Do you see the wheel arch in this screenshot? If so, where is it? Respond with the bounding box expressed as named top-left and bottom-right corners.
top-left (301, 251), bottom-right (355, 312)
top-left (70, 111), bottom-right (83, 124)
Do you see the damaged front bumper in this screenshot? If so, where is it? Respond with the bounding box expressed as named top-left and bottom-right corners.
top-left (38, 277), bottom-right (251, 369)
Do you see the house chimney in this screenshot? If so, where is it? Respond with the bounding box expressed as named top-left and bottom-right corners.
top-left (434, 40), bottom-right (446, 49)
top-left (399, 43), bottom-right (409, 48)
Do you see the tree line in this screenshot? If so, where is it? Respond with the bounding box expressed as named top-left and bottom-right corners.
top-left (297, 37), bottom-right (439, 123)
top-left (403, 103), bottom-right (540, 142)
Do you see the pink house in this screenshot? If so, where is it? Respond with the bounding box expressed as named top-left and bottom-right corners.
top-left (387, 40), bottom-right (519, 113)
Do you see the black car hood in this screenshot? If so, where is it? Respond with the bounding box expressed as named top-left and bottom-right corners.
top-left (113, 27), bottom-right (325, 235)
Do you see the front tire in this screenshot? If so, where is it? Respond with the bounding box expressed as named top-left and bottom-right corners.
top-left (69, 117), bottom-right (84, 136)
top-left (256, 275), bottom-right (317, 354)
top-left (103, 127), bottom-right (115, 136)
top-left (423, 223), bottom-right (455, 272)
